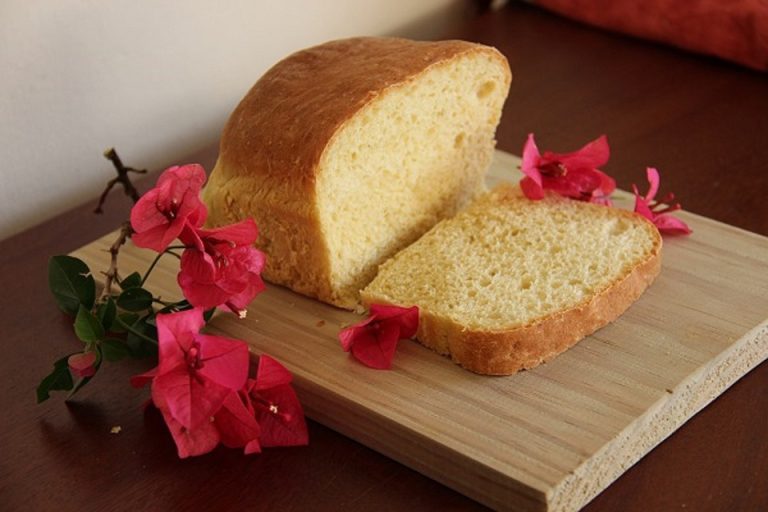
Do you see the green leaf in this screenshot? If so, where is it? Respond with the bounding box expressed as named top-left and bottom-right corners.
top-left (126, 317), bottom-right (158, 358)
top-left (48, 256), bottom-right (96, 315)
top-left (117, 287), bottom-right (153, 312)
top-left (36, 356), bottom-right (75, 403)
top-left (101, 337), bottom-right (131, 362)
top-left (74, 305), bottom-right (105, 343)
top-left (97, 297), bottom-right (117, 331)
top-left (203, 308), bottom-right (216, 322)
top-left (112, 312), bottom-right (139, 333)
top-left (119, 272), bottom-right (142, 290)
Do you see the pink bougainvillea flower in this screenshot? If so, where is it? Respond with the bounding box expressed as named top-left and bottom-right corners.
top-left (152, 311), bottom-right (249, 430)
top-left (214, 389), bottom-right (262, 455)
top-left (248, 355), bottom-right (308, 447)
top-left (520, 133), bottom-right (616, 205)
top-left (130, 308), bottom-right (250, 457)
top-left (153, 390), bottom-right (221, 459)
top-left (182, 218), bottom-right (259, 252)
top-left (177, 219), bottom-right (266, 315)
top-left (68, 351), bottom-right (97, 378)
top-left (130, 164), bottom-right (208, 252)
top-left (339, 304), bottom-right (419, 370)
top-left (632, 167), bottom-right (692, 236)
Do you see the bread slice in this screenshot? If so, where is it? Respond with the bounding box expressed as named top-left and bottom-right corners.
top-left (202, 37), bottom-right (511, 309)
top-left (361, 183), bottom-right (662, 375)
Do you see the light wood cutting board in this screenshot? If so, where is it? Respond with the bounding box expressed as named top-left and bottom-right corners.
top-left (71, 151), bottom-right (768, 512)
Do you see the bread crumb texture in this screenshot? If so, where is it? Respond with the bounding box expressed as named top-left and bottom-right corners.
top-left (317, 48), bottom-right (509, 306)
top-left (362, 184), bottom-right (662, 374)
top-left (203, 37), bottom-right (511, 309)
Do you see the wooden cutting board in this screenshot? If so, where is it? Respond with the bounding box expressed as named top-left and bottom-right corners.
top-left (71, 151), bottom-right (768, 512)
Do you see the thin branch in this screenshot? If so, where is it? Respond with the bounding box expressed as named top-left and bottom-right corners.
top-left (94, 148), bottom-right (147, 213)
top-left (99, 221), bottom-right (133, 302)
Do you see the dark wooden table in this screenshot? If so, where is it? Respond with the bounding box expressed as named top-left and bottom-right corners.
top-left (2, 3), bottom-right (767, 511)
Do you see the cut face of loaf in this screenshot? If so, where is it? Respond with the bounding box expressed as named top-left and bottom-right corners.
top-left (202, 37), bottom-right (511, 309)
top-left (361, 184), bottom-right (663, 375)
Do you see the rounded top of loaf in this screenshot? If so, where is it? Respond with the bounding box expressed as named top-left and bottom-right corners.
top-left (216, 37), bottom-right (510, 188)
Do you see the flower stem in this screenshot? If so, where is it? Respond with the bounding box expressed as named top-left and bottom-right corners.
top-left (141, 252), bottom-right (165, 286)
top-left (141, 247), bottom-right (181, 286)
top-left (114, 316), bottom-right (157, 345)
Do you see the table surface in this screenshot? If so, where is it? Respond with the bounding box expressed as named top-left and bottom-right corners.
top-left (2, 3), bottom-right (767, 511)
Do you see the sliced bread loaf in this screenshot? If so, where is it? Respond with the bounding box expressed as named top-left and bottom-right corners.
top-left (361, 183), bottom-right (662, 375)
top-left (202, 37), bottom-right (511, 309)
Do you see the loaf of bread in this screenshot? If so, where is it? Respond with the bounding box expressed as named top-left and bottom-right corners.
top-left (361, 183), bottom-right (662, 375)
top-left (202, 37), bottom-right (511, 309)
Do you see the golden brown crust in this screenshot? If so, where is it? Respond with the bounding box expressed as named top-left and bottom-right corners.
top-left (411, 225), bottom-right (662, 375)
top-left (360, 195), bottom-right (664, 375)
top-left (203, 37), bottom-right (509, 308)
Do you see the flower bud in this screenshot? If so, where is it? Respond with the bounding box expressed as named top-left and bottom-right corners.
top-left (68, 352), bottom-right (97, 378)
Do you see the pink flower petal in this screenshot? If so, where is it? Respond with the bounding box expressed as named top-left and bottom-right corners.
top-left (195, 333), bottom-right (250, 391)
top-left (339, 305), bottom-right (420, 369)
top-left (520, 133), bottom-right (543, 187)
top-left (338, 325), bottom-right (358, 352)
top-left (339, 314), bottom-right (377, 353)
top-left (179, 249), bottom-right (218, 283)
top-left (632, 168), bottom-right (691, 236)
top-left (369, 304), bottom-right (419, 338)
top-left (645, 167), bottom-right (660, 201)
top-left (130, 185), bottom-right (188, 252)
top-left (68, 352), bottom-right (97, 378)
top-left (196, 219), bottom-right (259, 247)
top-left (221, 246), bottom-right (267, 311)
top-left (178, 244), bottom-right (266, 311)
top-left (520, 176), bottom-right (545, 200)
top-left (215, 390), bottom-right (262, 451)
top-left (556, 135), bottom-right (610, 170)
top-left (179, 224), bottom-right (204, 251)
top-left (131, 223), bottom-right (185, 253)
top-left (244, 439), bottom-right (262, 455)
top-left (158, 405), bottom-right (220, 459)
top-left (177, 250), bottom-right (237, 309)
top-left (593, 170), bottom-right (617, 204)
top-left (634, 196), bottom-right (654, 221)
top-left (351, 321), bottom-right (401, 369)
top-left (518, 134), bottom-right (614, 205)
top-left (254, 355), bottom-right (294, 390)
top-left (152, 365), bottom-right (230, 431)
top-left (174, 189), bottom-right (208, 229)
top-left (654, 214), bottom-right (693, 235)
top-left (156, 309), bottom-right (205, 374)
top-left (224, 278), bottom-right (265, 312)
top-left (129, 164), bottom-right (208, 252)
top-left (544, 167), bottom-right (602, 199)
top-left (253, 385), bottom-right (309, 448)
top-left (157, 164), bottom-right (207, 191)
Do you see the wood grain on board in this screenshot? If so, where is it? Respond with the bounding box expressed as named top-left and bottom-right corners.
top-left (71, 151), bottom-right (768, 512)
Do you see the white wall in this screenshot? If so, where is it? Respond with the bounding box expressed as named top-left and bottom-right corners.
top-left (0, 0), bottom-right (469, 240)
